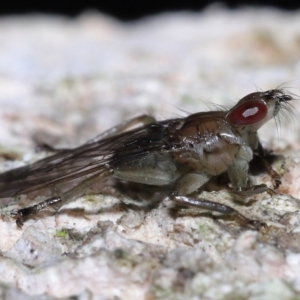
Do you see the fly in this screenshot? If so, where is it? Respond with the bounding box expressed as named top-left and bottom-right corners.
top-left (0, 89), bottom-right (294, 228)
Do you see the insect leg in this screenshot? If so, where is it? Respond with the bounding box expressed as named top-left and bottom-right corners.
top-left (227, 147), bottom-right (269, 197)
top-left (254, 142), bottom-right (281, 189)
top-left (13, 197), bottom-right (62, 228)
top-left (13, 169), bottom-right (113, 227)
top-left (170, 194), bottom-right (265, 229)
top-left (171, 171), bottom-right (265, 229)
top-left (233, 184), bottom-right (270, 197)
top-left (175, 173), bottom-right (210, 195)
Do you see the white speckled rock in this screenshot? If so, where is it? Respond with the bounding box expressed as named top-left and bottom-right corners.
top-left (0, 7), bottom-right (300, 299)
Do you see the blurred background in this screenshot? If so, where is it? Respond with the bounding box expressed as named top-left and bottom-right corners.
top-left (0, 0), bottom-right (299, 158)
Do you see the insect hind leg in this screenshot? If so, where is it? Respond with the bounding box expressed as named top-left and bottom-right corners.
top-left (13, 169), bottom-right (113, 227)
top-left (13, 197), bottom-right (62, 228)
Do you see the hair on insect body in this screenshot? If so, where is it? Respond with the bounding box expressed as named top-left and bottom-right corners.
top-left (0, 89), bottom-right (295, 228)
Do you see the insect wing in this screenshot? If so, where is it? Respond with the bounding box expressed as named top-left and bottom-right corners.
top-left (0, 122), bottom-right (171, 197)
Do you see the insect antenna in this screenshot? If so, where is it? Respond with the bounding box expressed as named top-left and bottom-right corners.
top-left (280, 90), bottom-right (299, 126)
top-left (274, 89), bottom-right (299, 142)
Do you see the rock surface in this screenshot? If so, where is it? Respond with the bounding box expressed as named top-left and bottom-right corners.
top-left (0, 7), bottom-right (300, 299)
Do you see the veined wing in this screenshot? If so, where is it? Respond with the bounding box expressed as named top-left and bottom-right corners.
top-left (0, 121), bottom-right (171, 198)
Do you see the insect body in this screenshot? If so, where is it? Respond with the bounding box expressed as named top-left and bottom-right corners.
top-left (0, 89), bottom-right (294, 228)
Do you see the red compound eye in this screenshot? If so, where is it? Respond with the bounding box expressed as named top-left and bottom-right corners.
top-left (226, 100), bottom-right (268, 126)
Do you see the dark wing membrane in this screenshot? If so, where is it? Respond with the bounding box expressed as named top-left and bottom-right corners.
top-left (0, 121), bottom-right (171, 198)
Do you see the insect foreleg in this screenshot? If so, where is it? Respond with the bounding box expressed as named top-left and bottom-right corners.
top-left (254, 141), bottom-right (281, 189)
top-left (227, 146), bottom-right (269, 196)
top-left (228, 162), bottom-right (269, 196)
